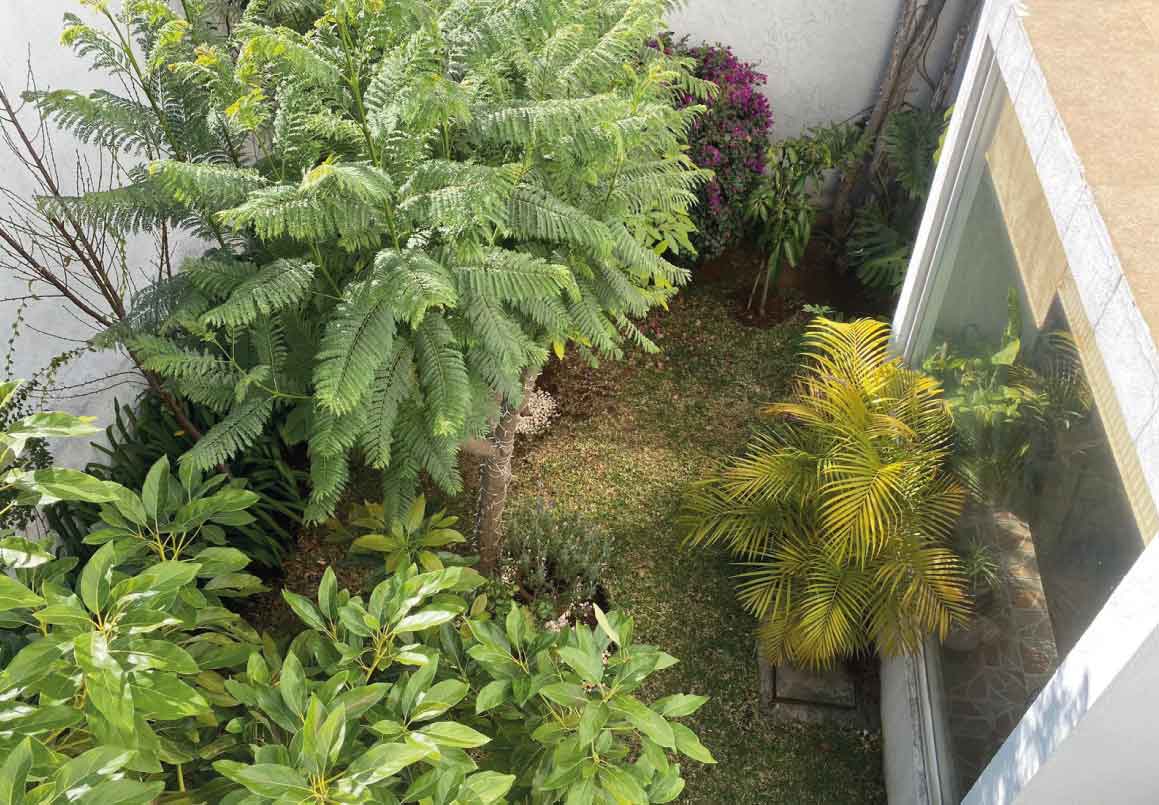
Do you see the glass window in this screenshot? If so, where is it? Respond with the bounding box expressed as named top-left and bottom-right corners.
top-left (917, 84), bottom-right (1146, 797)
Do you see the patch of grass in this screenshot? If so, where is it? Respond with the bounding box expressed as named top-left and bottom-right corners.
top-left (503, 284), bottom-right (887, 804)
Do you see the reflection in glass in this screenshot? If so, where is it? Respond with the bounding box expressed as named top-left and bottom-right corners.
top-left (921, 168), bottom-right (1144, 794)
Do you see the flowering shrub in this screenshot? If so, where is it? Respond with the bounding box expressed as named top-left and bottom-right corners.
top-left (664, 36), bottom-right (773, 261)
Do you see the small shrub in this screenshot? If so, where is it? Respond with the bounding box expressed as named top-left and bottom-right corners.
top-left (49, 394), bottom-right (307, 567)
top-left (664, 35), bottom-right (773, 261)
top-left (338, 494), bottom-right (468, 574)
top-left (744, 122), bottom-right (864, 314)
top-left (505, 500), bottom-right (612, 606)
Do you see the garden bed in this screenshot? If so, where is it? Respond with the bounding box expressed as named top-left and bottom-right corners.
top-left (500, 278), bottom-right (887, 803)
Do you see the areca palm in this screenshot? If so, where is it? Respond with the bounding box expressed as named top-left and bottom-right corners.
top-left (682, 317), bottom-right (969, 668)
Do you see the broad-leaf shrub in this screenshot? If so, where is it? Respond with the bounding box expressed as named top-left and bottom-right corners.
top-left (339, 494), bottom-right (468, 575)
top-left (49, 395), bottom-right (308, 568)
top-left (744, 122), bottom-right (864, 315)
top-left (662, 36), bottom-right (773, 261)
top-left (0, 391), bottom-right (712, 802)
top-left (681, 318), bottom-right (970, 667)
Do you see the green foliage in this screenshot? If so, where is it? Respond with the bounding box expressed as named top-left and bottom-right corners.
top-left (745, 122), bottom-right (865, 315)
top-left (338, 494), bottom-right (468, 574)
top-left (48, 395), bottom-right (307, 567)
top-left (846, 107), bottom-right (946, 292)
top-left (465, 604), bottom-right (714, 802)
top-left (41, 0), bottom-right (708, 524)
top-left (0, 397), bottom-right (712, 803)
top-left (0, 381), bottom-right (54, 531)
top-left (504, 500), bottom-right (612, 606)
top-left (922, 289), bottom-right (1091, 507)
top-left (681, 318), bottom-right (970, 667)
top-left (0, 387), bottom-right (263, 796)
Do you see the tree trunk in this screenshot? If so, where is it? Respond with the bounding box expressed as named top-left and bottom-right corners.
top-left (475, 367), bottom-right (541, 573)
top-left (832, 0), bottom-right (948, 230)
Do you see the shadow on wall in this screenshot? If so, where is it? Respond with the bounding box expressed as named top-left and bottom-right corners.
top-left (963, 664), bottom-right (1090, 805)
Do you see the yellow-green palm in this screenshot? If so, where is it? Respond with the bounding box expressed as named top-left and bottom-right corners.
top-left (682, 317), bottom-right (969, 668)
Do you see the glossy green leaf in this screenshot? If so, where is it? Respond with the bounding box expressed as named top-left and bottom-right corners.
top-left (672, 722), bottom-right (716, 763)
top-left (74, 632), bottom-right (135, 740)
top-left (279, 651), bottom-right (308, 718)
top-left (652, 693), bottom-right (709, 718)
top-left (0, 737), bottom-right (31, 805)
top-left (212, 761), bottom-right (311, 799)
top-left (141, 456), bottom-right (170, 520)
top-left (0, 576), bottom-right (43, 613)
top-left (282, 589), bottom-right (327, 630)
top-left (611, 695), bottom-right (674, 748)
top-left (474, 679), bottom-right (511, 714)
top-left (344, 741), bottom-right (431, 786)
top-left (418, 720), bottom-right (490, 748)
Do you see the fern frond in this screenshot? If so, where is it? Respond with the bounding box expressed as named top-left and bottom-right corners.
top-left (217, 161), bottom-right (393, 249)
top-left (358, 340), bottom-right (418, 468)
top-left (304, 454), bottom-right (349, 523)
top-left (413, 314), bottom-right (469, 437)
top-left (182, 394), bottom-right (275, 471)
top-left (151, 160), bottom-right (270, 210)
top-left (508, 185), bottom-right (611, 256)
top-left (375, 249), bottom-right (458, 328)
top-left (28, 89), bottom-right (159, 155)
top-left (201, 258), bottom-right (315, 327)
top-left (313, 274), bottom-right (398, 415)
top-left (455, 248), bottom-right (576, 302)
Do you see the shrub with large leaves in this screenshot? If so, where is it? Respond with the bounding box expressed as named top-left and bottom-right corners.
top-left (681, 318), bottom-right (970, 667)
top-left (0, 391), bottom-right (713, 802)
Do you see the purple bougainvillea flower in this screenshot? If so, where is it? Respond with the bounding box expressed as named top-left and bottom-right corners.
top-left (660, 33), bottom-right (773, 262)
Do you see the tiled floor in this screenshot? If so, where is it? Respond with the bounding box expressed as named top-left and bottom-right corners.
top-left (940, 510), bottom-right (1060, 791)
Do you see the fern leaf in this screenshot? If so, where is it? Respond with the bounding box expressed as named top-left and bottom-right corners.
top-left (304, 454), bottom-right (349, 523)
top-left (358, 340), bottom-right (417, 469)
top-left (182, 394), bottom-right (275, 471)
top-left (201, 258), bottom-right (315, 327)
top-left (375, 249), bottom-right (458, 328)
top-left (413, 314), bottom-right (469, 437)
top-left (313, 274), bottom-right (397, 415)
top-left (28, 89), bottom-right (159, 154)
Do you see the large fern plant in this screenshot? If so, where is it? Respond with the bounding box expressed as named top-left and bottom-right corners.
top-left (39, 0), bottom-right (709, 522)
top-left (681, 318), bottom-right (969, 668)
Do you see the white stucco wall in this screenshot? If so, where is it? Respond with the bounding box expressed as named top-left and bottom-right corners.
top-left (670, 0), bottom-right (977, 139)
top-left (1, 2), bottom-right (169, 467)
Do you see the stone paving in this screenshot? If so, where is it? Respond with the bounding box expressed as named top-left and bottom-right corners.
top-left (939, 510), bottom-right (1060, 792)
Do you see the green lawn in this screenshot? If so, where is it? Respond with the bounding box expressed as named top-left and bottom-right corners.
top-left (502, 282), bottom-right (887, 804)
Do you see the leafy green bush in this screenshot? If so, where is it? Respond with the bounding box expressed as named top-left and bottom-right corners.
top-left (504, 500), bottom-right (612, 606)
top-left (339, 494), bottom-right (469, 574)
top-left (681, 318), bottom-right (969, 668)
top-left (846, 107), bottom-right (947, 293)
top-left (1, 388), bottom-right (713, 803)
top-left (48, 394), bottom-right (307, 567)
top-left (744, 122), bottom-right (864, 315)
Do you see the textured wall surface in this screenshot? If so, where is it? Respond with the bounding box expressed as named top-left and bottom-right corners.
top-left (0, 1), bottom-right (190, 467)
top-left (670, 0), bottom-right (974, 139)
